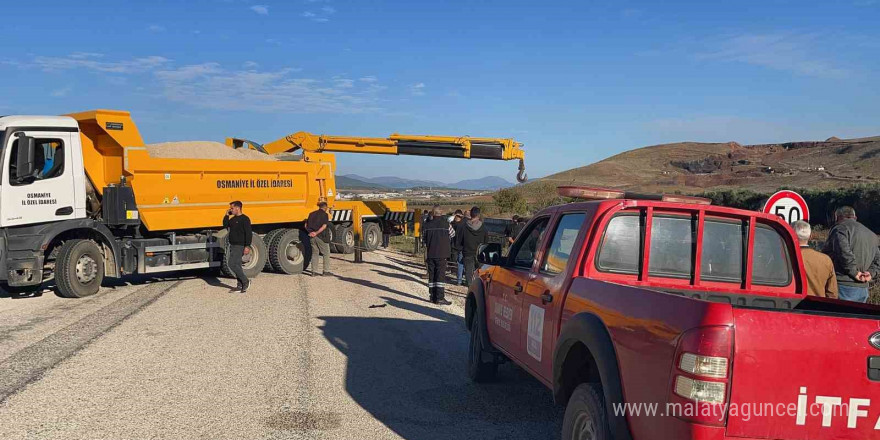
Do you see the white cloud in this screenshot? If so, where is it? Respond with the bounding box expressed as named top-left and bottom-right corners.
top-left (321, 6), bottom-right (336, 14)
top-left (698, 32), bottom-right (849, 78)
top-left (30, 54), bottom-right (171, 74)
top-left (51, 86), bottom-right (72, 97)
top-left (147, 24), bottom-right (166, 33)
top-left (250, 5), bottom-right (269, 15)
top-left (302, 11), bottom-right (316, 18)
top-left (154, 64), bottom-right (384, 113)
top-left (266, 38), bottom-right (281, 45)
top-left (410, 82), bottom-right (426, 96)
top-left (17, 53), bottom-right (383, 114)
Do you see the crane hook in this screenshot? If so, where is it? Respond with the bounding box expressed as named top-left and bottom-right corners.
top-left (516, 159), bottom-right (528, 183)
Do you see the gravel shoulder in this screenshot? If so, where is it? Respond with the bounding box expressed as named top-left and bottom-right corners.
top-left (0, 250), bottom-right (561, 439)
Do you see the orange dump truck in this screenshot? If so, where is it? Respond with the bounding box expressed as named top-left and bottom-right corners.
top-left (0, 110), bottom-right (525, 298)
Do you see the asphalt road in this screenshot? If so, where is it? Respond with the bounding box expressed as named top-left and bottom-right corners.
top-left (0, 250), bottom-right (562, 439)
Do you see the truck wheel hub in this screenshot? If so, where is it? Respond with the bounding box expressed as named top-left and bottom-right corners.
top-left (286, 243), bottom-right (303, 263)
top-left (572, 413), bottom-right (597, 440)
top-left (75, 255), bottom-right (98, 283)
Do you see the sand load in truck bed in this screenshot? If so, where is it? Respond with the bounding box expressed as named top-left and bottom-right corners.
top-left (145, 141), bottom-right (277, 161)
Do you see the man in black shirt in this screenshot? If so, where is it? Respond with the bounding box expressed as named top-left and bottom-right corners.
top-left (222, 201), bottom-right (253, 292)
top-left (423, 205), bottom-right (452, 305)
top-left (306, 201), bottom-right (332, 276)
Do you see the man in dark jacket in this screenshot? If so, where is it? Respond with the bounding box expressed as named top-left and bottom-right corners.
top-left (823, 206), bottom-right (880, 302)
top-left (306, 202), bottom-right (332, 276)
top-left (423, 206), bottom-right (452, 305)
top-left (456, 206), bottom-right (489, 288)
top-left (223, 201), bottom-right (253, 293)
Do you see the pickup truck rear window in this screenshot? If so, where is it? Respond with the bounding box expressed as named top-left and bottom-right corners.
top-left (648, 215), bottom-right (694, 279)
top-left (596, 214), bottom-right (640, 274)
top-left (751, 224), bottom-right (792, 286)
top-left (701, 219), bottom-right (744, 283)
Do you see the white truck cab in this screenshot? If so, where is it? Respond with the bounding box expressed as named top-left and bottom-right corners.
top-left (0, 116), bottom-right (87, 227)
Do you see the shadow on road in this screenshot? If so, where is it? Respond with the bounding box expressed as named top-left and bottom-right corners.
top-left (332, 274), bottom-right (430, 304)
top-left (317, 296), bottom-right (562, 439)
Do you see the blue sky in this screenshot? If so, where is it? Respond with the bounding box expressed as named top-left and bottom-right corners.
top-left (1, 0), bottom-right (878, 182)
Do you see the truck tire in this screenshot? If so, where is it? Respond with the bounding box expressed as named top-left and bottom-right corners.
top-left (363, 223), bottom-right (381, 251)
top-left (262, 229), bottom-right (286, 272)
top-left (222, 233), bottom-right (268, 280)
top-left (561, 383), bottom-right (612, 440)
top-left (467, 317), bottom-right (498, 382)
top-left (55, 239), bottom-right (105, 298)
top-left (332, 224), bottom-right (355, 254)
top-left (269, 229), bottom-right (305, 275)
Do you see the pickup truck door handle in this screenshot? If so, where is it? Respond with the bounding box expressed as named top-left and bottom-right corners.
top-left (541, 291), bottom-right (553, 304)
top-left (513, 283), bottom-right (523, 293)
top-left (55, 206), bottom-right (73, 216)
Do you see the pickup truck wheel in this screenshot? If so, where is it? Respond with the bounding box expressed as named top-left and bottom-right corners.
top-left (562, 383), bottom-right (611, 440)
top-left (55, 239), bottom-right (105, 298)
top-left (467, 319), bottom-right (497, 382)
top-left (363, 223), bottom-right (381, 251)
top-left (269, 229), bottom-right (305, 275)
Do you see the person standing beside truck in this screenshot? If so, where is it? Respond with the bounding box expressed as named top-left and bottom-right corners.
top-left (456, 206), bottom-right (489, 287)
top-left (792, 221), bottom-right (838, 298)
top-left (822, 206), bottom-right (880, 302)
top-left (424, 206), bottom-right (453, 305)
top-left (450, 210), bottom-right (465, 285)
top-left (306, 202), bottom-right (332, 276)
top-left (223, 201), bottom-right (252, 293)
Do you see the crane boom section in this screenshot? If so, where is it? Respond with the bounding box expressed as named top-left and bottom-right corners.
top-left (226, 131), bottom-right (528, 182)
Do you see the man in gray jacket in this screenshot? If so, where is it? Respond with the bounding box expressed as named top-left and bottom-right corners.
top-left (823, 206), bottom-right (880, 302)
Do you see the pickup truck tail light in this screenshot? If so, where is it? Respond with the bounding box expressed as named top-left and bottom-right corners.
top-left (669, 326), bottom-right (733, 426)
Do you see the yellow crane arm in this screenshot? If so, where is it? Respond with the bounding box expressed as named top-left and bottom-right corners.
top-left (226, 132), bottom-right (528, 182)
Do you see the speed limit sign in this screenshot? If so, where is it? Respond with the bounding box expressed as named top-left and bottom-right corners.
top-left (762, 190), bottom-right (810, 223)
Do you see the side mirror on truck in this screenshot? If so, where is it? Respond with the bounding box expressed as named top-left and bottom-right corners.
top-left (478, 243), bottom-right (503, 265)
top-left (14, 134), bottom-right (36, 181)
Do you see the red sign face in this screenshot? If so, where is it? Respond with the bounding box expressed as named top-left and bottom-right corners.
top-left (762, 190), bottom-right (810, 223)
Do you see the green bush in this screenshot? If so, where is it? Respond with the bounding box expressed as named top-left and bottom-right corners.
top-left (493, 187), bottom-right (528, 214)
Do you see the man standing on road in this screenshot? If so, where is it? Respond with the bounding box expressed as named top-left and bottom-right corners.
top-left (823, 206), bottom-right (880, 302)
top-left (456, 206), bottom-right (489, 288)
top-left (792, 221), bottom-right (838, 298)
top-left (424, 205), bottom-right (452, 305)
top-left (223, 201), bottom-right (252, 293)
top-left (306, 202), bottom-right (332, 276)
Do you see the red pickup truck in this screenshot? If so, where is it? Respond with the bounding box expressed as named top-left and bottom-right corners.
top-left (465, 188), bottom-right (880, 440)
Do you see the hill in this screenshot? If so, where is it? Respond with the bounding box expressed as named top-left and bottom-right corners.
top-left (336, 175), bottom-right (387, 189)
top-left (449, 176), bottom-right (514, 190)
top-left (523, 135), bottom-right (880, 195)
top-left (342, 174), bottom-right (446, 189)
top-left (339, 174), bottom-right (515, 190)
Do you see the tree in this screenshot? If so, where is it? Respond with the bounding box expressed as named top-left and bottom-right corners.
top-left (493, 188), bottom-right (528, 214)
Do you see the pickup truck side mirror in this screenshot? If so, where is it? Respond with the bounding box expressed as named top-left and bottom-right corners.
top-left (14, 134), bottom-right (37, 180)
top-left (478, 243), bottom-right (503, 265)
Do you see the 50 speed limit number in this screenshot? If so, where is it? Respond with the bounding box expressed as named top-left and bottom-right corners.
top-left (762, 190), bottom-right (810, 223)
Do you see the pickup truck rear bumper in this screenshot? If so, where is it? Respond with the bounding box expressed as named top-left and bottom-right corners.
top-left (686, 424), bottom-right (761, 440)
